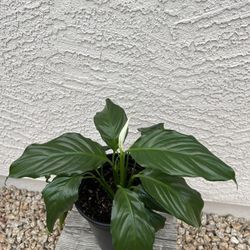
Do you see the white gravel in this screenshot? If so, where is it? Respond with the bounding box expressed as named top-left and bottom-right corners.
top-left (1, 186), bottom-right (249, 250)
top-left (177, 213), bottom-right (250, 250)
top-left (0, 186), bottom-right (60, 250)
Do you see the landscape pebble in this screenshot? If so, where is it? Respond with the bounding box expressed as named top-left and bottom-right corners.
top-left (0, 186), bottom-right (60, 250)
top-left (1, 186), bottom-right (250, 249)
top-left (177, 213), bottom-right (250, 250)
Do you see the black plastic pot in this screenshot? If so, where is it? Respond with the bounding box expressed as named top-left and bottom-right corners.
top-left (75, 155), bottom-right (142, 249)
top-left (75, 200), bottom-right (114, 250)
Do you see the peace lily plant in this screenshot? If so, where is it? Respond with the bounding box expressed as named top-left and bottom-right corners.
top-left (9, 99), bottom-right (236, 250)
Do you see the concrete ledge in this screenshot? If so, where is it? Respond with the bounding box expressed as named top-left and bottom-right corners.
top-left (204, 200), bottom-right (250, 220)
top-left (1, 176), bottom-right (249, 220)
top-left (0, 175), bottom-right (46, 192)
top-left (56, 208), bottom-right (177, 250)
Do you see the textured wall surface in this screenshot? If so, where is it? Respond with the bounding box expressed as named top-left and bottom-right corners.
top-left (0, 0), bottom-right (249, 206)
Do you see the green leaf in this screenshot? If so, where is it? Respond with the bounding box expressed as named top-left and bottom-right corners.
top-left (129, 129), bottom-right (236, 182)
top-left (59, 211), bottom-right (68, 230)
top-left (111, 187), bottom-right (155, 250)
top-left (138, 123), bottom-right (164, 134)
top-left (42, 175), bottom-right (82, 232)
top-left (102, 145), bottom-right (110, 151)
top-left (135, 185), bottom-right (167, 213)
top-left (135, 186), bottom-right (166, 231)
top-left (139, 169), bottom-right (204, 227)
top-left (94, 99), bottom-right (127, 151)
top-left (9, 133), bottom-right (108, 178)
top-left (147, 209), bottom-right (166, 232)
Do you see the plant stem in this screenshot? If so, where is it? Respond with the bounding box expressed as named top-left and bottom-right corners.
top-left (98, 178), bottom-right (114, 199)
top-left (119, 151), bottom-right (127, 187)
top-left (112, 152), bottom-right (119, 185)
top-left (106, 158), bottom-right (113, 166)
top-left (82, 172), bottom-right (114, 199)
top-left (120, 151), bottom-right (130, 187)
top-left (95, 170), bottom-right (114, 199)
top-left (112, 152), bottom-right (116, 166)
top-left (124, 152), bottom-right (129, 185)
top-left (82, 172), bottom-right (97, 179)
top-left (127, 174), bottom-right (140, 188)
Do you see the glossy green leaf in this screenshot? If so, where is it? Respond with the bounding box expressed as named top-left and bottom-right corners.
top-left (94, 99), bottom-right (127, 151)
top-left (59, 211), bottom-right (68, 230)
top-left (139, 169), bottom-right (204, 227)
top-left (147, 209), bottom-right (166, 232)
top-left (42, 176), bottom-right (82, 232)
top-left (9, 133), bottom-right (108, 178)
top-left (129, 129), bottom-right (236, 182)
top-left (111, 187), bottom-right (155, 250)
top-left (135, 186), bottom-right (166, 231)
top-left (138, 123), bottom-right (164, 134)
top-left (102, 145), bottom-right (110, 151)
top-left (135, 185), bottom-right (167, 213)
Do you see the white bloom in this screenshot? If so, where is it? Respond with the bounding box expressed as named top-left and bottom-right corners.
top-left (118, 118), bottom-right (129, 152)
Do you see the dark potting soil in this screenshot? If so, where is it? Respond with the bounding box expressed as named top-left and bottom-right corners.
top-left (76, 154), bottom-right (143, 224)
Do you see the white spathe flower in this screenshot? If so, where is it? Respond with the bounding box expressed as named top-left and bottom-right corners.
top-left (118, 118), bottom-right (129, 152)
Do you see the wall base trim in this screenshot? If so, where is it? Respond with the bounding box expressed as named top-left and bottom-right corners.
top-left (203, 200), bottom-right (250, 220)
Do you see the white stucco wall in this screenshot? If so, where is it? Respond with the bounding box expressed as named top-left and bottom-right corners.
top-left (0, 0), bottom-right (249, 207)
